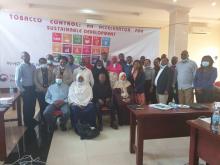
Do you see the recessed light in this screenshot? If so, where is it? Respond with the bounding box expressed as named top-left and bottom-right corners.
top-left (211, 2), bottom-right (216, 6)
top-left (80, 9), bottom-right (96, 14)
top-left (173, 0), bottom-right (177, 2)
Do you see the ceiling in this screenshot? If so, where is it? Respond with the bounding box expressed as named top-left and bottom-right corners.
top-left (0, 0), bottom-right (220, 27)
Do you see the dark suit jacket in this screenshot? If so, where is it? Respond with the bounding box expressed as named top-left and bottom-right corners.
top-left (131, 72), bottom-right (145, 94)
top-left (156, 66), bottom-right (173, 94)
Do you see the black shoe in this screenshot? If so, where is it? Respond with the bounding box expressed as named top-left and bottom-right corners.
top-left (60, 123), bottom-right (67, 131)
top-left (111, 121), bottom-right (118, 130)
top-left (98, 124), bottom-right (103, 131)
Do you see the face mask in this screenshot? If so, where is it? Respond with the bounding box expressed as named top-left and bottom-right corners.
top-left (80, 66), bottom-right (86, 70)
top-left (97, 66), bottom-right (102, 69)
top-left (182, 59), bottom-right (188, 63)
top-left (47, 60), bottom-right (53, 65)
top-left (41, 64), bottom-right (47, 68)
top-left (55, 79), bottom-right (62, 85)
top-left (60, 66), bottom-right (65, 70)
top-left (160, 64), bottom-right (166, 68)
top-left (201, 61), bottom-right (209, 67)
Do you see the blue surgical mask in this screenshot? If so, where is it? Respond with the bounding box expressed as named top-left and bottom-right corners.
top-left (160, 64), bottom-right (166, 68)
top-left (201, 61), bottom-right (209, 67)
top-left (55, 79), bottom-right (62, 85)
top-left (47, 60), bottom-right (53, 65)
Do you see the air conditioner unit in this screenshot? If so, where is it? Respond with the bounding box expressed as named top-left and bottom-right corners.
top-left (189, 22), bottom-right (210, 34)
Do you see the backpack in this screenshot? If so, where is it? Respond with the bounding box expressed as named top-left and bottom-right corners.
top-left (76, 122), bottom-right (100, 140)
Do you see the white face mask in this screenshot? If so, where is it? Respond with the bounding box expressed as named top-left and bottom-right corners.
top-left (41, 64), bottom-right (47, 68)
top-left (55, 79), bottom-right (62, 85)
top-left (80, 66), bottom-right (86, 70)
top-left (201, 61), bottom-right (209, 67)
top-left (97, 66), bottom-right (102, 69)
top-left (60, 66), bottom-right (65, 70)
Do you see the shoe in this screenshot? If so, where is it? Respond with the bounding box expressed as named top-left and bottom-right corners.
top-left (60, 123), bottom-right (67, 131)
top-left (98, 124), bottom-right (103, 131)
top-left (111, 121), bottom-right (118, 130)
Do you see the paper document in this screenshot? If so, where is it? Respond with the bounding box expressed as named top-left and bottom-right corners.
top-left (200, 117), bottom-right (211, 124)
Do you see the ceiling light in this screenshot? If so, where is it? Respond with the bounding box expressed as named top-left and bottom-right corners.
top-left (211, 2), bottom-right (216, 6)
top-left (80, 9), bottom-right (96, 14)
top-left (173, 0), bottom-right (177, 2)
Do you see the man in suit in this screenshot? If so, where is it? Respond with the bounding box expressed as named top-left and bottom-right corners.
top-left (154, 57), bottom-right (173, 104)
top-left (34, 58), bottom-right (54, 124)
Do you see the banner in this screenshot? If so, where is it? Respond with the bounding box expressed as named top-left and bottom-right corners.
top-left (0, 12), bottom-right (160, 88)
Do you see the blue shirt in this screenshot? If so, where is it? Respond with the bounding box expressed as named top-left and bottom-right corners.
top-left (176, 59), bottom-right (197, 89)
top-left (15, 63), bottom-right (36, 91)
top-left (45, 83), bottom-right (69, 104)
top-left (123, 64), bottom-right (133, 81)
top-left (194, 67), bottom-right (217, 89)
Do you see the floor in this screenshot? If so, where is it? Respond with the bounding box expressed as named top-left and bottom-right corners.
top-left (47, 125), bottom-right (205, 165)
top-left (2, 107), bottom-right (206, 165)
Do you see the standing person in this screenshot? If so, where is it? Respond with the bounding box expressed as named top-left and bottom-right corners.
top-left (69, 74), bottom-right (96, 131)
top-left (168, 56), bottom-right (179, 104)
top-left (93, 73), bottom-right (118, 130)
top-left (154, 57), bottom-right (173, 104)
top-left (67, 55), bottom-right (78, 73)
top-left (123, 56), bottom-right (133, 83)
top-left (34, 58), bottom-right (53, 124)
top-left (140, 56), bottom-right (145, 66)
top-left (194, 55), bottom-right (217, 103)
top-left (15, 52), bottom-right (37, 128)
top-left (73, 60), bottom-right (94, 87)
top-left (92, 59), bottom-right (109, 84)
top-left (107, 56), bottom-right (123, 88)
top-left (44, 74), bottom-right (70, 132)
top-left (83, 58), bottom-right (93, 70)
top-left (151, 57), bottom-right (161, 103)
top-left (53, 56), bottom-right (73, 86)
top-left (176, 50), bottom-right (197, 105)
top-left (118, 53), bottom-right (126, 70)
top-left (143, 59), bottom-right (154, 104)
top-left (131, 60), bottom-right (145, 105)
top-left (46, 54), bottom-right (55, 72)
top-left (100, 52), bottom-right (110, 68)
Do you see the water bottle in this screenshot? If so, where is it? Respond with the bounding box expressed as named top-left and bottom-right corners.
top-left (9, 85), bottom-right (14, 96)
top-left (211, 103), bottom-right (220, 134)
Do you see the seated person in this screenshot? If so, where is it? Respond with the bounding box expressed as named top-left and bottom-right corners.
top-left (68, 74), bottom-right (96, 132)
top-left (113, 72), bottom-right (133, 125)
top-left (44, 74), bottom-right (70, 132)
top-left (93, 73), bottom-right (118, 130)
top-left (113, 72), bottom-right (133, 102)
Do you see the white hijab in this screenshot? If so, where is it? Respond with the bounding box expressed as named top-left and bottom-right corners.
top-left (113, 72), bottom-right (131, 98)
top-left (68, 73), bottom-right (93, 106)
top-left (114, 72), bottom-right (131, 89)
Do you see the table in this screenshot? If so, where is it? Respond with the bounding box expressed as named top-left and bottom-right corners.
top-left (187, 119), bottom-right (220, 165)
top-left (128, 105), bottom-right (213, 165)
top-left (0, 92), bottom-right (22, 160)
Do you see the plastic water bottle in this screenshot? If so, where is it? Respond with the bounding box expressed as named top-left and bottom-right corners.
top-left (9, 85), bottom-right (14, 96)
top-left (211, 104), bottom-right (220, 134)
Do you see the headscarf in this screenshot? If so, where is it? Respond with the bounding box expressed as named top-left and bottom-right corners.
top-left (114, 72), bottom-right (131, 89)
top-left (92, 59), bottom-right (109, 83)
top-left (68, 73), bottom-right (93, 106)
top-left (113, 72), bottom-right (131, 98)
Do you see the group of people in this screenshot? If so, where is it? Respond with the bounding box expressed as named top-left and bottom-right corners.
top-left (15, 50), bottom-right (217, 133)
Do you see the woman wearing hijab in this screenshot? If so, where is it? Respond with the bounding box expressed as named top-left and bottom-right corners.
top-left (68, 73), bottom-right (96, 131)
top-left (107, 56), bottom-right (123, 88)
top-left (93, 73), bottom-right (118, 130)
top-left (92, 59), bottom-right (109, 83)
top-left (113, 72), bottom-right (132, 101)
top-left (113, 72), bottom-right (133, 125)
top-left (131, 60), bottom-right (146, 105)
top-left (194, 55), bottom-right (217, 103)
